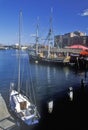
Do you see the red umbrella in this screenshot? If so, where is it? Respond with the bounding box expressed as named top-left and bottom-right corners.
top-left (80, 50), bottom-right (88, 55)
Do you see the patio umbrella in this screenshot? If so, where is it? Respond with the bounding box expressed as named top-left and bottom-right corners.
top-left (80, 50), bottom-right (88, 56)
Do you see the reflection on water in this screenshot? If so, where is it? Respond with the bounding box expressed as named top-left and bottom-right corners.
top-left (63, 66), bottom-right (70, 80)
top-left (29, 61), bottom-right (88, 103)
top-left (47, 66), bottom-right (51, 86)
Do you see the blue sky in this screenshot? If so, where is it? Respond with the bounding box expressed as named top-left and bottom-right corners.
top-left (0, 0), bottom-right (88, 45)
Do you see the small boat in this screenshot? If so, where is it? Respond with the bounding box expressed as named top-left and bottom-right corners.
top-left (10, 84), bottom-right (40, 125)
top-left (9, 11), bottom-right (40, 126)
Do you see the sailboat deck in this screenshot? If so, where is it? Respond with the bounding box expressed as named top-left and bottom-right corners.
top-left (14, 93), bottom-right (27, 102)
top-left (11, 90), bottom-right (31, 112)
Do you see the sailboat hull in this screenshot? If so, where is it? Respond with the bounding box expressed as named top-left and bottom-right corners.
top-left (9, 89), bottom-right (39, 126)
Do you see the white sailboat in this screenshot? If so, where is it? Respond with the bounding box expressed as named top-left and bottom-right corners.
top-left (9, 11), bottom-right (40, 126)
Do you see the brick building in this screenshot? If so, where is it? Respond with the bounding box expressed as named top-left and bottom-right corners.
top-left (54, 31), bottom-right (88, 48)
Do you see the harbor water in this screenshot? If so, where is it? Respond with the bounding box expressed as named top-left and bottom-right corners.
top-left (0, 49), bottom-right (88, 129)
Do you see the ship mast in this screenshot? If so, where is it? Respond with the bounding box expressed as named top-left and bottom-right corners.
top-left (47, 8), bottom-right (53, 58)
top-left (35, 17), bottom-right (39, 55)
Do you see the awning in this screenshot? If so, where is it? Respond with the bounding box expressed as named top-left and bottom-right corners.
top-left (67, 45), bottom-right (88, 50)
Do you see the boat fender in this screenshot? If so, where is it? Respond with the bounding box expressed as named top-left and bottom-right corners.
top-left (68, 87), bottom-right (73, 101)
top-left (48, 100), bottom-right (53, 113)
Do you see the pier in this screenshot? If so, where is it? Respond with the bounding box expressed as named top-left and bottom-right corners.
top-left (0, 94), bottom-right (18, 130)
top-left (38, 48), bottom-right (82, 54)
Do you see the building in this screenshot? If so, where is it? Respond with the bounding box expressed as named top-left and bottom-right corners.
top-left (54, 31), bottom-right (88, 48)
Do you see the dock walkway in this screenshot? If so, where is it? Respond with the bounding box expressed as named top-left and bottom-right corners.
top-left (0, 93), bottom-right (18, 130)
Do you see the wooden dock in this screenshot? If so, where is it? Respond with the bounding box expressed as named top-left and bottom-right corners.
top-left (0, 94), bottom-right (18, 130)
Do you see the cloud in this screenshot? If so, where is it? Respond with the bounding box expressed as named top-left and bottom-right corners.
top-left (80, 9), bottom-right (88, 16)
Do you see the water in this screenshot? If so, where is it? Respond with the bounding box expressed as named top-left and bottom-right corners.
top-left (0, 49), bottom-right (88, 129)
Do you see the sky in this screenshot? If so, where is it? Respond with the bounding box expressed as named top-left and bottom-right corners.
top-left (0, 0), bottom-right (88, 45)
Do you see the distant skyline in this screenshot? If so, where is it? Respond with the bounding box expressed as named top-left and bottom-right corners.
top-left (0, 0), bottom-right (88, 45)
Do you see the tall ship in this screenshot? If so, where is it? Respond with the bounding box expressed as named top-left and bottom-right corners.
top-left (28, 9), bottom-right (70, 65)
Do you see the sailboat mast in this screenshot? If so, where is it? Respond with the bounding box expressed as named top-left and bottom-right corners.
top-left (18, 11), bottom-right (22, 93)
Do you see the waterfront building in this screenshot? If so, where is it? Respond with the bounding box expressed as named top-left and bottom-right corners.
top-left (54, 31), bottom-right (88, 48)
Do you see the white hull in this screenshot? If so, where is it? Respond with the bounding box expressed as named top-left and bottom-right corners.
top-left (10, 89), bottom-right (39, 126)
